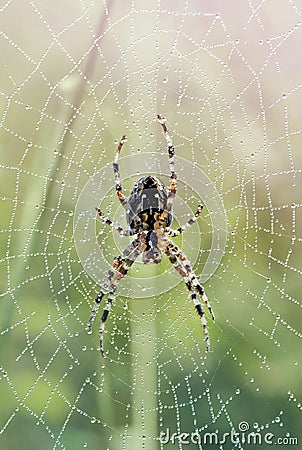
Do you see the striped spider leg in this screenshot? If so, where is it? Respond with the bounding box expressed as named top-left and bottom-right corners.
top-left (113, 135), bottom-right (129, 210)
top-left (162, 236), bottom-right (215, 351)
top-left (157, 114), bottom-right (177, 211)
top-left (165, 204), bottom-right (204, 237)
top-left (95, 208), bottom-right (137, 237)
top-left (87, 238), bottom-right (143, 356)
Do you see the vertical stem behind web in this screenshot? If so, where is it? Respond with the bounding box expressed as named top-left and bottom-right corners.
top-left (129, 270), bottom-right (158, 449)
top-left (111, 265), bottom-right (158, 449)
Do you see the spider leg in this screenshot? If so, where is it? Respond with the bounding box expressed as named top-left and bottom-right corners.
top-left (164, 238), bottom-right (215, 320)
top-left (165, 204), bottom-right (203, 237)
top-left (99, 242), bottom-right (142, 356)
top-left (86, 255), bottom-right (124, 334)
top-left (95, 208), bottom-right (137, 236)
top-left (113, 135), bottom-right (128, 209)
top-left (99, 261), bottom-right (132, 356)
top-left (162, 237), bottom-right (214, 351)
top-left (87, 238), bottom-right (143, 356)
top-left (157, 114), bottom-right (177, 211)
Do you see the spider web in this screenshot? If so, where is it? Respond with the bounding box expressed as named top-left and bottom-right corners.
top-left (0, 1), bottom-right (301, 449)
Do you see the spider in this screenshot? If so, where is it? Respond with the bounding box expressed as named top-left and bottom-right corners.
top-left (87, 115), bottom-right (215, 356)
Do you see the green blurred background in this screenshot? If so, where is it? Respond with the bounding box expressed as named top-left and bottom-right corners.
top-left (0, 1), bottom-right (301, 449)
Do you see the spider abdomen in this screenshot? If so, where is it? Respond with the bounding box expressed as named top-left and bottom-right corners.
top-left (126, 175), bottom-right (172, 230)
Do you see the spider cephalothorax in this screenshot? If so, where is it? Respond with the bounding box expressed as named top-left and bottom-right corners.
top-left (87, 115), bottom-right (215, 356)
